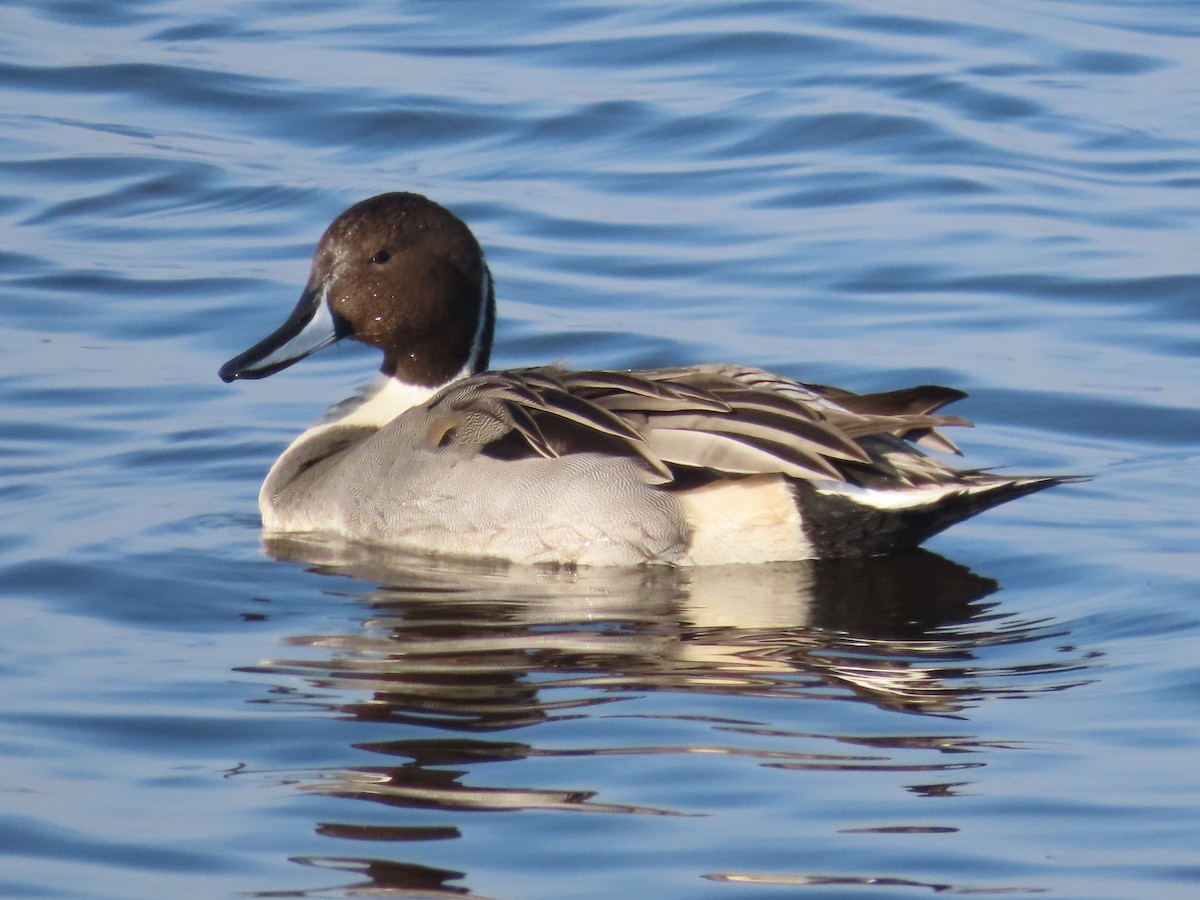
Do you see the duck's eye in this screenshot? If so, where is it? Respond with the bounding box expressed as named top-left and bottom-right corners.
top-left (370, 249), bottom-right (391, 264)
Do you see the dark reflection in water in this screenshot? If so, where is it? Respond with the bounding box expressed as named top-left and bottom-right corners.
top-left (268, 856), bottom-right (490, 899)
top-left (240, 537), bottom-right (1097, 897)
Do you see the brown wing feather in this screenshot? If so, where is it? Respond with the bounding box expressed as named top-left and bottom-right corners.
top-left (805, 382), bottom-right (971, 454)
top-left (427, 365), bottom-right (975, 488)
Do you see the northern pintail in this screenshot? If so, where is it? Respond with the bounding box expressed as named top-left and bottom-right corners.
top-left (220, 192), bottom-right (1078, 566)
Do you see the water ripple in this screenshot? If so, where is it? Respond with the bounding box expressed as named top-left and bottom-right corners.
top-left (1, 0), bottom-right (1197, 897)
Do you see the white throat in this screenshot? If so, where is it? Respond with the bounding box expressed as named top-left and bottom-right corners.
top-left (330, 371), bottom-right (467, 430)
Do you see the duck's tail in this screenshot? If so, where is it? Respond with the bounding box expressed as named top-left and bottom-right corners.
top-left (792, 474), bottom-right (1087, 557)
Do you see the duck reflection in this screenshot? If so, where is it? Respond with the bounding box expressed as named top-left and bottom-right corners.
top-left (279, 855), bottom-right (491, 899)
top-left (254, 535), bottom-right (1027, 724)
top-left (242, 537), bottom-right (1094, 898)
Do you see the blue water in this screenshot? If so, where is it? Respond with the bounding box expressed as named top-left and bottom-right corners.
top-left (2, 1), bottom-right (1198, 897)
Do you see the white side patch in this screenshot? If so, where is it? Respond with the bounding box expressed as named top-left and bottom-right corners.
top-left (678, 474), bottom-right (814, 565)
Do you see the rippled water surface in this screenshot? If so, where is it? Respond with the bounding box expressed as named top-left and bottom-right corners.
top-left (2, 1), bottom-right (1198, 897)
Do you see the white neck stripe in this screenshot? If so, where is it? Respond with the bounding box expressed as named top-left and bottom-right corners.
top-left (464, 264), bottom-right (491, 374)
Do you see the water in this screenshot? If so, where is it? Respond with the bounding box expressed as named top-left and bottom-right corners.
top-left (1, 0), bottom-right (1198, 897)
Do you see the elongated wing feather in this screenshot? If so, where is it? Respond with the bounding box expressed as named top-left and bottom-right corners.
top-left (425, 364), bottom-right (979, 489)
top-left (644, 411), bottom-right (870, 465)
top-left (641, 428), bottom-right (844, 481)
top-left (559, 369), bottom-right (732, 409)
top-left (506, 402), bottom-right (556, 459)
top-left (807, 383), bottom-right (971, 453)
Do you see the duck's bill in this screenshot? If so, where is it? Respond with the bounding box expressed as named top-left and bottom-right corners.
top-left (219, 286), bottom-right (341, 382)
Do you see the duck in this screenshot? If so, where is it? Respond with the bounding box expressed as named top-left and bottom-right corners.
top-left (220, 192), bottom-right (1078, 566)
